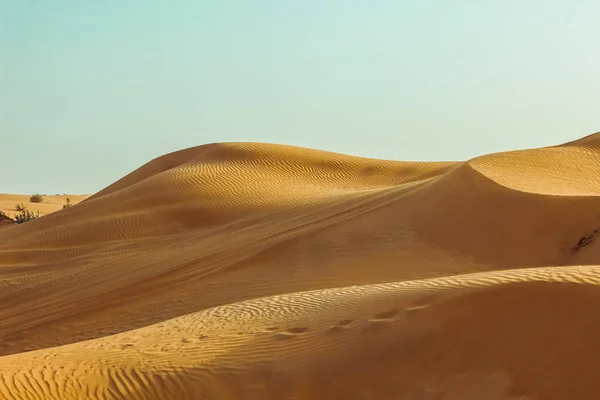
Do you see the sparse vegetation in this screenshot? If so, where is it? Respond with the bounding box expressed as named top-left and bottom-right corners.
top-left (6, 194), bottom-right (76, 225)
top-left (30, 193), bottom-right (43, 203)
top-left (14, 209), bottom-right (39, 224)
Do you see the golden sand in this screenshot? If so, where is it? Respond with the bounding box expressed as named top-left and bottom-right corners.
top-left (0, 194), bottom-right (88, 220)
top-left (1, 134), bottom-right (600, 399)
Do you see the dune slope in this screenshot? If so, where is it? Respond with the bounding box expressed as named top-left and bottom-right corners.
top-left (1, 134), bottom-right (600, 399)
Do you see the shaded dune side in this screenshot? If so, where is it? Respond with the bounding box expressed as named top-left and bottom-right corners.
top-left (408, 161), bottom-right (600, 267)
top-left (2, 265), bottom-right (600, 399)
top-left (1, 141), bottom-right (600, 357)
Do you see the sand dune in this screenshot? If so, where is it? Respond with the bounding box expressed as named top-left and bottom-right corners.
top-left (1, 133), bottom-right (600, 399)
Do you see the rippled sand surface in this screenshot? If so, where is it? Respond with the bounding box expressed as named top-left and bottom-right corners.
top-left (1, 134), bottom-right (600, 399)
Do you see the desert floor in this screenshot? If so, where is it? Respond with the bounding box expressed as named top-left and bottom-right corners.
top-left (0, 194), bottom-right (89, 220)
top-left (1, 133), bottom-right (600, 399)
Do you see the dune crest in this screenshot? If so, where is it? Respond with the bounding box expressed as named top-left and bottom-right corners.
top-left (1, 133), bottom-right (600, 399)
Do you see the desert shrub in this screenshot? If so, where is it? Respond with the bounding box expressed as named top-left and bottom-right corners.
top-left (30, 193), bottom-right (43, 203)
top-left (15, 203), bottom-right (27, 211)
top-left (15, 209), bottom-right (39, 224)
top-left (63, 197), bottom-right (72, 209)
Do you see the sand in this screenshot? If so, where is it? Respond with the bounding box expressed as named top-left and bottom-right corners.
top-left (0, 194), bottom-right (89, 220)
top-left (0, 133), bottom-right (599, 399)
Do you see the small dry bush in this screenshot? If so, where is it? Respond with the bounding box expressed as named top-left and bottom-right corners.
top-left (30, 193), bottom-right (43, 203)
top-left (15, 209), bottom-right (39, 224)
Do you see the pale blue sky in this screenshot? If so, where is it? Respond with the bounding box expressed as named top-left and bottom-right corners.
top-left (2, 1), bottom-right (599, 194)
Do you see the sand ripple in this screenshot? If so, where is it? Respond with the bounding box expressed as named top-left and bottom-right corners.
top-left (1, 134), bottom-right (600, 399)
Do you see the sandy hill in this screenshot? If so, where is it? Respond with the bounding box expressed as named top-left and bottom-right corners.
top-left (1, 134), bottom-right (600, 399)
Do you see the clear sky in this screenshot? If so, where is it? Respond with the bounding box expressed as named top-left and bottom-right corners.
top-left (2, 1), bottom-right (599, 194)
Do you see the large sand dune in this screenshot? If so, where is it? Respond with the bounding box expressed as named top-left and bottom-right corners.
top-left (1, 134), bottom-right (600, 399)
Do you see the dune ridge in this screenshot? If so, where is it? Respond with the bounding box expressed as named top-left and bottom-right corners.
top-left (1, 133), bottom-right (600, 399)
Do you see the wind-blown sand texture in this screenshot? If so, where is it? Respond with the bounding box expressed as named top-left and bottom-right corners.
top-left (1, 133), bottom-right (600, 399)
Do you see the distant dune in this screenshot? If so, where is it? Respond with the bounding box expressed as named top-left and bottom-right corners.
top-left (1, 133), bottom-right (600, 399)
top-left (0, 194), bottom-right (88, 220)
